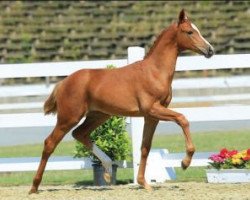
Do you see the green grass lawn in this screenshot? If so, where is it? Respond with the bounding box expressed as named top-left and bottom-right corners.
top-left (0, 130), bottom-right (249, 186)
top-left (152, 130), bottom-right (250, 152)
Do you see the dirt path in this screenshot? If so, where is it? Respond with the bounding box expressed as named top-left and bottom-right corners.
top-left (0, 182), bottom-right (249, 200)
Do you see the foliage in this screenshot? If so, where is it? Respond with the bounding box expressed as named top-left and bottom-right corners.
top-left (106, 64), bottom-right (116, 69)
top-left (74, 116), bottom-right (131, 163)
top-left (208, 148), bottom-right (250, 170)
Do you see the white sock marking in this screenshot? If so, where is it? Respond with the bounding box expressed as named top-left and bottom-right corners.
top-left (92, 143), bottom-right (112, 174)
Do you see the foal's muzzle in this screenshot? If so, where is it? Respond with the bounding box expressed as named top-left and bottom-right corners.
top-left (205, 45), bottom-right (214, 58)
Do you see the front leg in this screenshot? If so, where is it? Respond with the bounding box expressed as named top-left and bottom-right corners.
top-left (149, 102), bottom-right (195, 169)
top-left (137, 117), bottom-right (159, 190)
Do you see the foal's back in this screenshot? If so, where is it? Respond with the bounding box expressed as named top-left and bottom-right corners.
top-left (57, 61), bottom-right (148, 117)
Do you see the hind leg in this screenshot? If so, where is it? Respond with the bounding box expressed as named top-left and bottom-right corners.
top-left (29, 115), bottom-right (82, 194)
top-left (72, 112), bottom-right (112, 181)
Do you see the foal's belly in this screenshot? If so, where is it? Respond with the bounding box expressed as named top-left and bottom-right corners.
top-left (88, 88), bottom-right (142, 117)
top-left (88, 99), bottom-right (141, 117)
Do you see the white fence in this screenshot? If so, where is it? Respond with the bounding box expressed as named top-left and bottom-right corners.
top-left (0, 47), bottom-right (250, 183)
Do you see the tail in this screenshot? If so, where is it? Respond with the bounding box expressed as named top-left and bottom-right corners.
top-left (44, 82), bottom-right (61, 115)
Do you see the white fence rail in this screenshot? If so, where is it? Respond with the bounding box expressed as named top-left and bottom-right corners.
top-left (1, 53), bottom-right (249, 79)
top-left (0, 156), bottom-right (129, 172)
top-left (0, 151), bottom-right (211, 174)
top-left (0, 59), bottom-right (128, 78)
top-left (1, 105), bottom-right (250, 129)
top-left (0, 47), bottom-right (250, 183)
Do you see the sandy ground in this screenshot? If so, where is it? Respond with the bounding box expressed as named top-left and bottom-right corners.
top-left (0, 182), bottom-right (249, 200)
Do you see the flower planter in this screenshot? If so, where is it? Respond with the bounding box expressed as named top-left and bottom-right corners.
top-left (92, 163), bottom-right (118, 186)
top-left (206, 169), bottom-right (250, 183)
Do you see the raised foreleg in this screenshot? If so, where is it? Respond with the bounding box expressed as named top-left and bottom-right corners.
top-left (149, 102), bottom-right (195, 169)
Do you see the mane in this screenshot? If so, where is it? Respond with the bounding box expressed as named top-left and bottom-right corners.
top-left (144, 23), bottom-right (176, 59)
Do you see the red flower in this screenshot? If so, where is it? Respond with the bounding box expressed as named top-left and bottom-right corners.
top-left (219, 148), bottom-right (229, 158)
top-left (219, 148), bottom-right (237, 159)
top-left (243, 149), bottom-right (250, 161)
top-left (243, 156), bottom-right (250, 161)
top-left (228, 150), bottom-right (238, 157)
top-left (247, 149), bottom-right (250, 156)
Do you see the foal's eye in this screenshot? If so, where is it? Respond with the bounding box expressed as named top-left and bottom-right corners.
top-left (187, 31), bottom-right (193, 35)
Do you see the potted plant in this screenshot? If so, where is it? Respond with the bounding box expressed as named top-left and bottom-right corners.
top-left (206, 148), bottom-right (250, 183)
top-left (74, 116), bottom-right (131, 186)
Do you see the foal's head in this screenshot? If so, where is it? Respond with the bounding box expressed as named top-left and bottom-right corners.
top-left (176, 9), bottom-right (214, 58)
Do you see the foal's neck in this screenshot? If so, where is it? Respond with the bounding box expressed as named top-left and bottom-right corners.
top-left (146, 23), bottom-right (179, 76)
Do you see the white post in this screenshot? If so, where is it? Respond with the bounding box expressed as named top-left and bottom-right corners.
top-left (130, 117), bottom-right (144, 184)
top-left (127, 46), bottom-right (145, 183)
top-left (127, 46), bottom-right (145, 64)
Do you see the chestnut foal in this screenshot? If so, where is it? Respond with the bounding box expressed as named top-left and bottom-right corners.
top-left (29, 10), bottom-right (214, 194)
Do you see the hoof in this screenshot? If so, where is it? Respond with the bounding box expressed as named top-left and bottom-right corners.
top-left (102, 161), bottom-right (112, 183)
top-left (144, 183), bottom-right (153, 192)
top-left (181, 160), bottom-right (190, 170)
top-left (103, 172), bottom-right (111, 183)
top-left (28, 188), bottom-right (38, 194)
top-left (137, 179), bottom-right (152, 191)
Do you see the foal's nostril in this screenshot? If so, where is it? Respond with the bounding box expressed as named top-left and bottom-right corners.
top-left (209, 46), bottom-right (214, 54)
top-left (207, 46), bottom-right (214, 57)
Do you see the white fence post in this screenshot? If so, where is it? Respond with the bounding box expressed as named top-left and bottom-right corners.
top-left (127, 46), bottom-right (145, 184)
top-left (130, 117), bottom-right (144, 184)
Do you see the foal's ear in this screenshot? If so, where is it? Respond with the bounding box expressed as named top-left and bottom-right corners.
top-left (178, 9), bottom-right (188, 25)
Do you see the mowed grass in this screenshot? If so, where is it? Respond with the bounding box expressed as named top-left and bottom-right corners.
top-left (0, 130), bottom-right (249, 186)
top-left (153, 130), bottom-right (250, 153)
